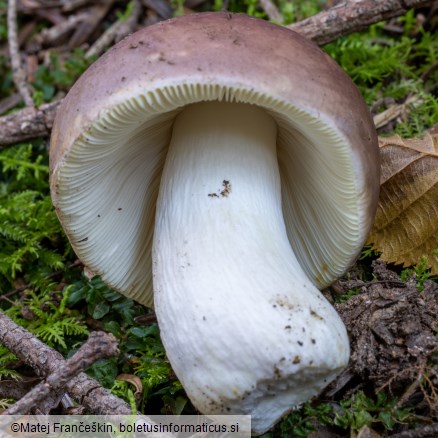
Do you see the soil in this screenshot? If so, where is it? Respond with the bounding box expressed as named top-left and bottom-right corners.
top-left (337, 261), bottom-right (437, 389)
top-left (319, 260), bottom-right (438, 436)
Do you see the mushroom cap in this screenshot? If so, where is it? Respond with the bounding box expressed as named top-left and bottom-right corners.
top-left (50, 12), bottom-right (379, 307)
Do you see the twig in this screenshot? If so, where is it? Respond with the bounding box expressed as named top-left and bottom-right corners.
top-left (373, 95), bottom-right (422, 129)
top-left (142, 0), bottom-right (173, 19)
top-left (389, 423), bottom-right (438, 438)
top-left (0, 311), bottom-right (131, 415)
top-left (62, 0), bottom-right (93, 12)
top-left (0, 312), bottom-right (176, 436)
top-left (394, 370), bottom-right (423, 408)
top-left (3, 331), bottom-right (119, 415)
top-left (0, 371), bottom-right (67, 415)
top-left (7, 0), bottom-right (34, 107)
top-left (0, 100), bottom-right (60, 148)
top-left (288, 0), bottom-right (434, 45)
top-left (114, 0), bottom-right (142, 43)
top-left (86, 0), bottom-right (142, 59)
top-left (36, 13), bottom-right (89, 48)
top-left (259, 0), bottom-right (283, 22)
top-left (67, 0), bottom-right (116, 49)
top-left (85, 20), bottom-right (124, 59)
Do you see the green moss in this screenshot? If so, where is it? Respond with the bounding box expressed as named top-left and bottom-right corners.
top-left (324, 20), bottom-right (438, 135)
top-left (0, 143), bottom-right (69, 292)
top-left (277, 0), bottom-right (324, 24)
top-left (394, 94), bottom-right (438, 137)
top-left (400, 255), bottom-right (438, 291)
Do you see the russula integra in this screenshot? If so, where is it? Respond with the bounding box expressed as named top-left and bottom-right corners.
top-left (50, 12), bottom-right (379, 434)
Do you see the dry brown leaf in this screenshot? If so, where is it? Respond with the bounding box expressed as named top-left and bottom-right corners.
top-left (116, 374), bottom-right (143, 401)
top-left (368, 134), bottom-right (438, 274)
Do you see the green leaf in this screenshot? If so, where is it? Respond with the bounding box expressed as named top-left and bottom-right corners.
top-left (90, 302), bottom-right (110, 320)
top-left (130, 326), bottom-right (158, 338)
top-left (87, 358), bottom-right (119, 388)
top-left (104, 320), bottom-right (122, 337)
top-left (112, 300), bottom-right (135, 325)
top-left (379, 411), bottom-right (396, 430)
top-left (67, 285), bottom-right (87, 306)
top-left (353, 410), bottom-right (373, 429)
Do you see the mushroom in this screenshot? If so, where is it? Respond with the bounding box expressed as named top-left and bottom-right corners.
top-left (50, 12), bottom-right (379, 435)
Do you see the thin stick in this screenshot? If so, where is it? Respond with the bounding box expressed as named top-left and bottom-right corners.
top-left (0, 313), bottom-right (176, 436)
top-left (3, 331), bottom-right (119, 415)
top-left (259, 0), bottom-right (283, 22)
top-left (389, 423), bottom-right (438, 438)
top-left (85, 22), bottom-right (123, 59)
top-left (86, 0), bottom-right (142, 59)
top-left (7, 0), bottom-right (34, 107)
top-left (288, 0), bottom-right (433, 45)
top-left (373, 95), bottom-right (422, 129)
top-left (0, 100), bottom-right (60, 148)
top-left (0, 311), bottom-right (131, 415)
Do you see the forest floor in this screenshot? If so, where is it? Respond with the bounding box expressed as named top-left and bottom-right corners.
top-left (0, 1), bottom-right (437, 437)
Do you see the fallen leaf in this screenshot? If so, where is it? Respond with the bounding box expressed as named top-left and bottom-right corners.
top-left (368, 134), bottom-right (438, 274)
top-left (116, 373), bottom-right (143, 401)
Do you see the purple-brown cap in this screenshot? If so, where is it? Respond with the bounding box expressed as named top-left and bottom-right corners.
top-left (50, 12), bottom-right (379, 307)
top-left (50, 12), bottom-right (381, 434)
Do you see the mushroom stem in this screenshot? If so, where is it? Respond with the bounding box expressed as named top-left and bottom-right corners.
top-left (153, 101), bottom-right (349, 434)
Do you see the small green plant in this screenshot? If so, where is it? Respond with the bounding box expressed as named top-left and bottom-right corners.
top-left (111, 380), bottom-right (138, 412)
top-left (32, 49), bottom-right (92, 105)
top-left (400, 255), bottom-right (437, 291)
top-left (395, 94), bottom-right (438, 137)
top-left (334, 390), bottom-right (414, 432)
top-left (65, 276), bottom-right (139, 386)
top-left (278, 0), bottom-right (323, 24)
top-left (242, 0), bottom-right (266, 18)
top-left (212, 0), bottom-right (224, 12)
top-left (170, 0), bottom-right (185, 16)
top-left (67, 276), bottom-right (139, 329)
top-left (0, 345), bottom-right (20, 380)
top-left (360, 245), bottom-right (380, 260)
top-left (261, 402), bottom-right (333, 437)
top-left (66, 275), bottom-right (179, 408)
top-left (3, 286), bottom-right (88, 352)
top-left (126, 324), bottom-right (176, 404)
top-left (335, 287), bottom-right (361, 304)
top-left (214, 0), bottom-right (265, 17)
top-left (116, 1), bottom-right (135, 21)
